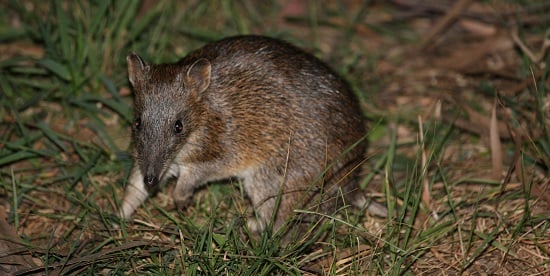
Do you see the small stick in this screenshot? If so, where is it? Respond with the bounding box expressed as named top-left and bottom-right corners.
top-left (417, 115), bottom-right (431, 210)
top-left (420, 0), bottom-right (473, 50)
top-left (490, 98), bottom-right (503, 181)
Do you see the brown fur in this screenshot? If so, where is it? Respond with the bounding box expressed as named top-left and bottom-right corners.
top-left (120, 35), bottom-right (371, 235)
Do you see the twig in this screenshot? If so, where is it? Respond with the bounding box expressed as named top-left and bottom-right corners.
top-left (420, 0), bottom-right (473, 50)
top-left (510, 26), bottom-right (550, 67)
top-left (490, 98), bottom-right (503, 181)
top-left (417, 115), bottom-right (431, 211)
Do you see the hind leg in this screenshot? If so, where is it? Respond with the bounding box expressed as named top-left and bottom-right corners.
top-left (241, 167), bottom-right (303, 233)
top-left (241, 168), bottom-right (280, 233)
top-left (242, 167), bottom-right (325, 238)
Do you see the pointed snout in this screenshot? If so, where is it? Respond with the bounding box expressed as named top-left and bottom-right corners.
top-left (144, 175), bottom-right (159, 188)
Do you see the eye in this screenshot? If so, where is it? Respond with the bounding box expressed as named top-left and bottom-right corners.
top-left (174, 120), bottom-right (183, 134)
top-left (134, 117), bottom-right (141, 130)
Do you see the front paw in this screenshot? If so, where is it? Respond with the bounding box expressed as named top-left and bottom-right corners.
top-left (173, 193), bottom-right (193, 211)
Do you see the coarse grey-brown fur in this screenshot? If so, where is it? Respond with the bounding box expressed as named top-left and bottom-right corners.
top-left (120, 35), bottom-right (382, 235)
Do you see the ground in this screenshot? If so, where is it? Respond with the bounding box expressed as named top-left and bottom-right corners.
top-left (0, 1), bottom-right (548, 275)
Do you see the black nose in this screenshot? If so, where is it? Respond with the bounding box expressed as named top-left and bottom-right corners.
top-left (144, 175), bottom-right (159, 188)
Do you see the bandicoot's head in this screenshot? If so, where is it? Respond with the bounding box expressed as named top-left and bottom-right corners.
top-left (127, 52), bottom-right (211, 192)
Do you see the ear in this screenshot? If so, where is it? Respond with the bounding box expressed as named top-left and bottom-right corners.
top-left (127, 52), bottom-right (149, 87)
top-left (185, 58), bottom-right (211, 93)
